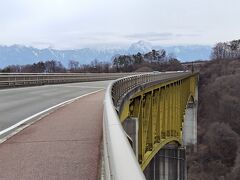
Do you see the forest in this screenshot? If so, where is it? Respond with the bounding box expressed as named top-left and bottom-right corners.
top-left (188, 39), bottom-right (240, 180)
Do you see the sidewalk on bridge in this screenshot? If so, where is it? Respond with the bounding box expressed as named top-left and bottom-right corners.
top-left (0, 91), bottom-right (104, 180)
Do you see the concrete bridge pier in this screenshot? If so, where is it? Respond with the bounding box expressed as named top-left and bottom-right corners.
top-left (183, 95), bottom-right (198, 152)
top-left (144, 144), bottom-right (186, 180)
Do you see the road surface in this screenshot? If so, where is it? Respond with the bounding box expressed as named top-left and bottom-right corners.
top-left (0, 81), bottom-right (110, 132)
top-left (0, 91), bottom-right (104, 180)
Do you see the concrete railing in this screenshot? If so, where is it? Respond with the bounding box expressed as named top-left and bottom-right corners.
top-left (103, 75), bottom-right (146, 180)
top-left (103, 71), bottom-right (192, 180)
top-left (0, 73), bottom-right (135, 88)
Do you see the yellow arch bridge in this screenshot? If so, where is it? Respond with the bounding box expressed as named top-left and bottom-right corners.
top-left (103, 72), bottom-right (198, 180)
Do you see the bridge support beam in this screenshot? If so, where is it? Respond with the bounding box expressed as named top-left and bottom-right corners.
top-left (143, 144), bottom-right (186, 180)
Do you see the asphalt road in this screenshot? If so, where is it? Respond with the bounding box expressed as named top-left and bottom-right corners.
top-left (0, 91), bottom-right (105, 180)
top-left (0, 81), bottom-right (110, 132)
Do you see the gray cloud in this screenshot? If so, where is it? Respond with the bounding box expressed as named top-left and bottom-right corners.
top-left (126, 32), bottom-right (173, 40)
top-left (125, 32), bottom-right (201, 41)
top-left (176, 33), bottom-right (200, 37)
top-left (0, 0), bottom-right (240, 48)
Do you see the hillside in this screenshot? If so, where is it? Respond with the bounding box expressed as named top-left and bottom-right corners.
top-left (188, 59), bottom-right (240, 180)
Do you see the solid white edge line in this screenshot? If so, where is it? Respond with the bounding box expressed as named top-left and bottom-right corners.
top-left (0, 89), bottom-right (104, 137)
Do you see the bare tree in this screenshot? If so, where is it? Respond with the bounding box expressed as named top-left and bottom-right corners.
top-left (68, 60), bottom-right (79, 72)
top-left (212, 40), bottom-right (240, 60)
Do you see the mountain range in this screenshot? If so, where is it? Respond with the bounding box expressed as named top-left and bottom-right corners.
top-left (0, 41), bottom-right (212, 68)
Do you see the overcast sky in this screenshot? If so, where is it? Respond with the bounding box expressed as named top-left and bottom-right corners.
top-left (0, 0), bottom-right (239, 49)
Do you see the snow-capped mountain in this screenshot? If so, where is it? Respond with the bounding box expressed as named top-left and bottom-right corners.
top-left (0, 45), bottom-right (126, 68)
top-left (0, 42), bottom-right (212, 68)
top-left (128, 41), bottom-right (152, 54)
top-left (154, 45), bottom-right (212, 61)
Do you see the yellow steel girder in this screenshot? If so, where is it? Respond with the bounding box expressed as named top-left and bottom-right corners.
top-left (119, 74), bottom-right (198, 170)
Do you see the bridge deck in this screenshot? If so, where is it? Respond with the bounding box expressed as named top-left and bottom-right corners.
top-left (0, 91), bottom-right (104, 180)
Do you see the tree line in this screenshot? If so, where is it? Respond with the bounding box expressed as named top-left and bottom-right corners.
top-left (66, 49), bottom-right (183, 73)
top-left (0, 60), bottom-right (66, 73)
top-left (212, 39), bottom-right (240, 60)
top-left (112, 49), bottom-right (183, 72)
top-left (0, 49), bottom-right (184, 73)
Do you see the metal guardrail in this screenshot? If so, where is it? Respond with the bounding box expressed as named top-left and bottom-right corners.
top-left (103, 71), bottom-right (193, 180)
top-left (0, 73), bottom-right (136, 88)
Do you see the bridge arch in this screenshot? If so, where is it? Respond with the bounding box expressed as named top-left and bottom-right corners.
top-left (103, 72), bottom-right (198, 180)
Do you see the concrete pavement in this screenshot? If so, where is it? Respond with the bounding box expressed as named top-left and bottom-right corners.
top-left (0, 91), bottom-right (104, 180)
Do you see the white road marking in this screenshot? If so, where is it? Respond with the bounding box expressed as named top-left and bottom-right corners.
top-left (0, 89), bottom-right (103, 140)
top-left (63, 85), bottom-right (105, 89)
